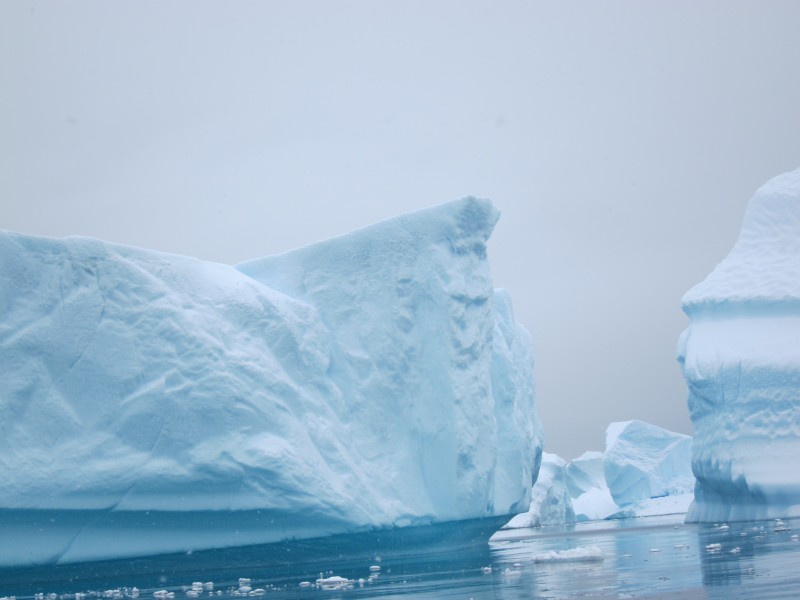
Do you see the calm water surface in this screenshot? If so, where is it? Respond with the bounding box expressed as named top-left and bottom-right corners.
top-left (1, 515), bottom-right (798, 599)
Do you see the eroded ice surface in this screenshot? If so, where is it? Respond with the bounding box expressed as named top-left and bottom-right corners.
top-left (678, 167), bottom-right (800, 523)
top-left (0, 197), bottom-right (542, 566)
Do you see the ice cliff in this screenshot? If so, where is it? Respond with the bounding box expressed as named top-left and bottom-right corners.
top-left (678, 167), bottom-right (800, 523)
top-left (502, 421), bottom-right (694, 528)
top-left (0, 197), bottom-right (542, 566)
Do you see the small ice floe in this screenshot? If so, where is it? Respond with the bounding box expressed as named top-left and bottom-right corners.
top-left (248, 590), bottom-right (265, 596)
top-left (298, 582), bottom-right (311, 589)
top-left (186, 584), bottom-right (203, 599)
top-left (717, 524), bottom-right (730, 531)
top-left (358, 578), bottom-right (365, 588)
top-left (481, 566), bottom-right (492, 575)
top-left (674, 544), bottom-right (689, 550)
top-left (316, 576), bottom-right (353, 591)
top-left (154, 591), bottom-right (174, 599)
top-left (705, 543), bottom-right (722, 553)
top-left (729, 547), bottom-right (742, 554)
top-left (236, 587), bottom-right (251, 595)
top-left (774, 520), bottom-right (791, 532)
top-left (740, 532), bottom-right (748, 537)
top-left (791, 534), bottom-right (799, 542)
top-left (369, 565), bottom-right (381, 573)
top-left (532, 546), bottom-right (603, 563)
top-left (649, 548), bottom-right (661, 553)
top-left (502, 567), bottom-right (522, 578)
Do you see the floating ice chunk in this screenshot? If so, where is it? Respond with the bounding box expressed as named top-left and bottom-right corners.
top-left (532, 546), bottom-right (604, 563)
top-left (705, 543), bottom-right (722, 553)
top-left (316, 576), bottom-right (353, 591)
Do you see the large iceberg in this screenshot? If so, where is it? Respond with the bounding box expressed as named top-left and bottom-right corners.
top-left (678, 167), bottom-right (800, 523)
top-left (0, 197), bottom-right (542, 566)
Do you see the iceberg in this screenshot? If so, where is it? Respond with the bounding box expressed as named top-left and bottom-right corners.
top-left (567, 450), bottom-right (620, 522)
top-left (603, 420), bottom-right (693, 509)
top-left (501, 453), bottom-right (575, 529)
top-left (678, 167), bottom-right (800, 523)
top-left (502, 421), bottom-right (693, 528)
top-left (0, 197), bottom-right (542, 566)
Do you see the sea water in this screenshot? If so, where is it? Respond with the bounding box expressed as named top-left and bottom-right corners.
top-left (1, 515), bottom-right (798, 599)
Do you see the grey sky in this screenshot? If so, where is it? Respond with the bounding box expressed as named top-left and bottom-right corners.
top-left (2, 1), bottom-right (800, 460)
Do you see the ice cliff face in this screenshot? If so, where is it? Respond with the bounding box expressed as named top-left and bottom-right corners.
top-left (678, 167), bottom-right (800, 523)
top-left (0, 197), bottom-right (541, 566)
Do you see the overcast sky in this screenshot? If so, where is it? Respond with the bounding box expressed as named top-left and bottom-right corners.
top-left (2, 1), bottom-right (800, 460)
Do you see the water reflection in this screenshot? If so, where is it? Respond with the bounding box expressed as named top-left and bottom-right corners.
top-left (1, 516), bottom-right (798, 599)
top-left (696, 519), bottom-right (800, 599)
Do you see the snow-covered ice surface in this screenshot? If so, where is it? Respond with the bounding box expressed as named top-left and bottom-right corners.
top-left (678, 167), bottom-right (800, 523)
top-left (504, 421), bottom-right (694, 528)
top-left (0, 197), bottom-right (542, 566)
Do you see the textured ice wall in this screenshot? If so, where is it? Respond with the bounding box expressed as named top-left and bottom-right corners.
top-left (0, 197), bottom-right (541, 565)
top-left (238, 197), bottom-right (541, 518)
top-left (678, 167), bottom-right (800, 522)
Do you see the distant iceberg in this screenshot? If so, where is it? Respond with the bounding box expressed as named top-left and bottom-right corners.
top-left (0, 197), bottom-right (542, 566)
top-left (678, 167), bottom-right (800, 523)
top-left (502, 421), bottom-right (694, 529)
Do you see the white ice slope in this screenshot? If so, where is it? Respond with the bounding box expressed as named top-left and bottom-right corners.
top-left (678, 167), bottom-right (800, 523)
top-left (0, 197), bottom-right (542, 566)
